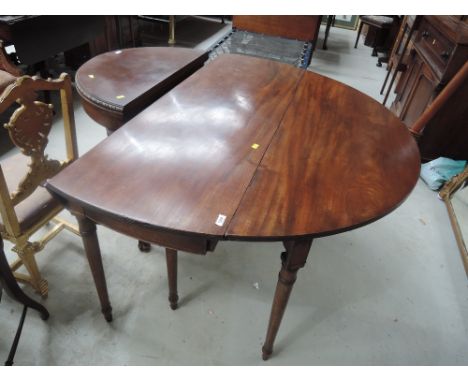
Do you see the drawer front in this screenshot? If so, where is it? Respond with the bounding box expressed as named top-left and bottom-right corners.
top-left (416, 19), bottom-right (455, 77)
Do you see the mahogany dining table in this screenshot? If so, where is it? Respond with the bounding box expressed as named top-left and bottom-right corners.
top-left (46, 54), bottom-right (420, 360)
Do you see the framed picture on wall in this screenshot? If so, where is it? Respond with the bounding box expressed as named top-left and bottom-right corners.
top-left (322, 15), bottom-right (359, 30)
top-left (334, 15), bottom-right (359, 30)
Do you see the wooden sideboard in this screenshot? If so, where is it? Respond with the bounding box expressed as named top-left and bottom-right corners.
top-left (391, 16), bottom-right (468, 161)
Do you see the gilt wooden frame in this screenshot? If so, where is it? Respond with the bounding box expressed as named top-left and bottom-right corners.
top-left (0, 73), bottom-right (79, 295)
top-left (439, 166), bottom-right (468, 276)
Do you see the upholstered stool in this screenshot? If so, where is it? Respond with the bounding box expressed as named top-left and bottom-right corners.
top-left (354, 15), bottom-right (395, 55)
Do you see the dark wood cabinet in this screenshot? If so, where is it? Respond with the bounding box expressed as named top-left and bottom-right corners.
top-left (391, 16), bottom-right (468, 161)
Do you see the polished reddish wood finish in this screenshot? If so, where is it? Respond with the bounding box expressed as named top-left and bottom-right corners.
top-left (46, 54), bottom-right (420, 359)
top-left (233, 16), bottom-right (321, 42)
top-left (227, 70), bottom-right (421, 239)
top-left (51, 55), bottom-right (303, 239)
top-left (75, 213), bottom-right (112, 322)
top-left (76, 47), bottom-right (209, 132)
top-left (262, 239), bottom-right (313, 360)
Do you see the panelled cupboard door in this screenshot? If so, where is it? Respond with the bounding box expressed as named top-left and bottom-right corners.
top-left (400, 53), bottom-right (439, 126)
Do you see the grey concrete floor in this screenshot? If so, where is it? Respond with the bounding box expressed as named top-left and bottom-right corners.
top-left (1, 21), bottom-right (468, 366)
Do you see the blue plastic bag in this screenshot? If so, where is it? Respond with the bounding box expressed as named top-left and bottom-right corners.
top-left (420, 157), bottom-right (467, 190)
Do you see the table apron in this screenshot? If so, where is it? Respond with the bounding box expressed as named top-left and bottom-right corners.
top-left (62, 199), bottom-right (218, 255)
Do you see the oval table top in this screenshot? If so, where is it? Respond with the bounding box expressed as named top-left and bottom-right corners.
top-left (48, 54), bottom-right (420, 242)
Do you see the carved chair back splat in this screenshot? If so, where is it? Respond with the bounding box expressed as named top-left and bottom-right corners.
top-left (0, 73), bottom-right (79, 296)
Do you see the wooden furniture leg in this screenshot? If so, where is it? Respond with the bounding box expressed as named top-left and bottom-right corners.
top-left (1, 237), bottom-right (49, 366)
top-left (13, 241), bottom-right (48, 297)
top-left (354, 20), bottom-right (364, 48)
top-left (168, 16), bottom-right (176, 45)
top-left (322, 15), bottom-right (334, 50)
top-left (166, 248), bottom-right (178, 310)
top-left (128, 16), bottom-right (136, 47)
top-left (383, 66), bottom-right (400, 105)
top-left (75, 215), bottom-right (113, 322)
top-left (262, 238), bottom-right (313, 360)
top-left (0, 243), bottom-right (49, 320)
top-left (381, 61), bottom-right (393, 94)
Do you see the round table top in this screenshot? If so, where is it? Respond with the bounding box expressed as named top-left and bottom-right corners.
top-left (48, 54), bottom-right (420, 241)
top-left (75, 47), bottom-right (208, 113)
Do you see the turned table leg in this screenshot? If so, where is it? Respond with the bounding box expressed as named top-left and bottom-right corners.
top-left (75, 215), bottom-right (113, 322)
top-left (262, 239), bottom-right (313, 360)
top-left (166, 248), bottom-right (178, 310)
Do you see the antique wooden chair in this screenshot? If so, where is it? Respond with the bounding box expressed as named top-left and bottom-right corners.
top-left (354, 16), bottom-right (396, 60)
top-left (0, 72), bottom-right (79, 297)
top-left (380, 16), bottom-right (421, 106)
top-left (0, 235), bottom-right (49, 365)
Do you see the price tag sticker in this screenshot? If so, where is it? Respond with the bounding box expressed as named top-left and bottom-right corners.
top-left (215, 214), bottom-right (227, 227)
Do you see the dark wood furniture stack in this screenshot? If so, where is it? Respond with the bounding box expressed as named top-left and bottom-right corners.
top-left (390, 16), bottom-right (468, 161)
top-left (0, 16), bottom-right (107, 73)
top-left (46, 54), bottom-right (420, 360)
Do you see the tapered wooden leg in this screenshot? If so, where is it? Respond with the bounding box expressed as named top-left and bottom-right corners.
top-left (380, 61), bottom-right (393, 95)
top-left (322, 15), bottom-right (333, 50)
top-left (383, 67), bottom-right (400, 106)
top-left (75, 215), bottom-right (113, 322)
top-left (166, 248), bottom-right (178, 310)
top-left (262, 239), bottom-right (313, 361)
top-left (354, 21), bottom-right (363, 48)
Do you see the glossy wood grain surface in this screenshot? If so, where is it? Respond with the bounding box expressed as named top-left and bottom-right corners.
top-left (48, 54), bottom-right (303, 238)
top-left (75, 47), bottom-right (208, 131)
top-left (48, 54), bottom-right (420, 242)
top-left (227, 70), bottom-right (421, 239)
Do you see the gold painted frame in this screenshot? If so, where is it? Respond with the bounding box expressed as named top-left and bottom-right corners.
top-left (0, 73), bottom-right (79, 296)
top-left (439, 166), bottom-right (468, 276)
